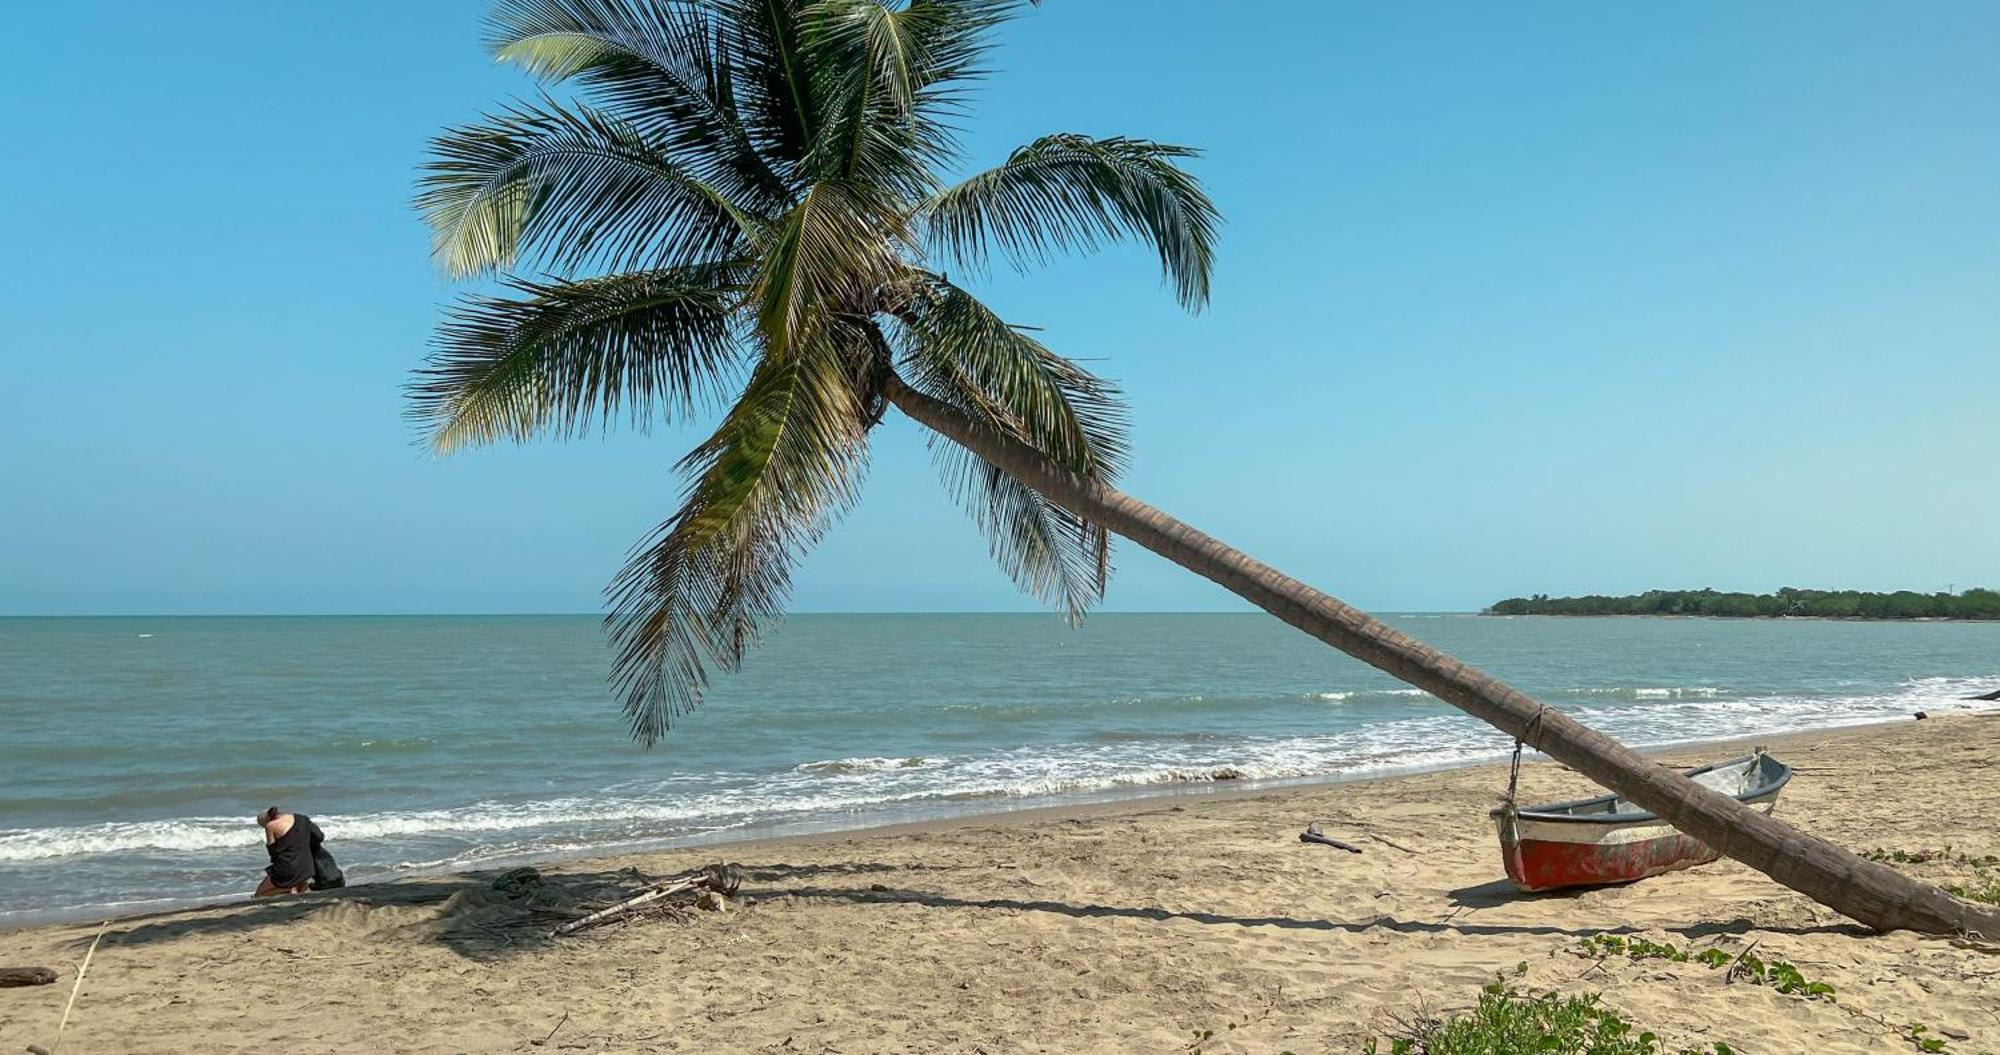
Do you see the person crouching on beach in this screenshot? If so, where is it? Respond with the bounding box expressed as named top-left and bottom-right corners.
top-left (253, 807), bottom-right (344, 897)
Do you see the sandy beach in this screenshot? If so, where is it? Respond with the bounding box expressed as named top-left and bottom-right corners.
top-left (2, 714), bottom-right (1995, 1054)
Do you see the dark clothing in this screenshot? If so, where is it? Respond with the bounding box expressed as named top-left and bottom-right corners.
top-left (312, 838), bottom-right (345, 891)
top-left (265, 814), bottom-right (343, 890)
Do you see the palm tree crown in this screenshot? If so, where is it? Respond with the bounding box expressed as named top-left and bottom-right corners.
top-left (414, 0), bottom-right (1220, 743)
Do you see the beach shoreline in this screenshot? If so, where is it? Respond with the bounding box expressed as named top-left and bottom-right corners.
top-left (3, 714), bottom-right (1994, 1053)
top-left (11, 612), bottom-right (1993, 929)
top-left (3, 708), bottom-right (1967, 934)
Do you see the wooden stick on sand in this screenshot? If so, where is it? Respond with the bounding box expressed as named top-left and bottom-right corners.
top-left (1364, 831), bottom-right (1419, 855)
top-left (548, 877), bottom-right (702, 938)
top-left (1300, 822), bottom-right (1364, 854)
top-left (42, 921), bottom-right (108, 1055)
top-left (547, 863), bottom-right (745, 938)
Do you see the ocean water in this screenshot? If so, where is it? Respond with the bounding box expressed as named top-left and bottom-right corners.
top-left (3, 613), bottom-right (1996, 925)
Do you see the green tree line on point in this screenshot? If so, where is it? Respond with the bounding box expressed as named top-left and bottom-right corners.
top-left (1487, 587), bottom-right (2000, 620)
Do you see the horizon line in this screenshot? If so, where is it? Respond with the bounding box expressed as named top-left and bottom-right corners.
top-left (0, 609), bottom-right (1483, 620)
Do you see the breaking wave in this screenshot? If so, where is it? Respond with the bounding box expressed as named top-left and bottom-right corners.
top-left (1311, 688), bottom-right (1432, 702)
top-left (1563, 686), bottom-right (1726, 700)
top-left (5, 644), bottom-right (1996, 934)
top-left (8, 675), bottom-right (1994, 868)
top-left (793, 756), bottom-right (935, 775)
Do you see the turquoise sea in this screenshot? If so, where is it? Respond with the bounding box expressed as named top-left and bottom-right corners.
top-left (3, 613), bottom-right (1996, 925)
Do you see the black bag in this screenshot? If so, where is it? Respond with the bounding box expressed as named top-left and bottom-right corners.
top-left (307, 820), bottom-right (345, 891)
top-left (310, 844), bottom-right (345, 890)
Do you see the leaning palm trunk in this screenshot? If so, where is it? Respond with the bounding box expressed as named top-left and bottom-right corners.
top-left (883, 371), bottom-right (2000, 939)
top-left (416, 0), bottom-right (1995, 942)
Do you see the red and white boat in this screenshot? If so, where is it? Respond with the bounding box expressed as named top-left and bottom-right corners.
top-left (1492, 751), bottom-right (1792, 892)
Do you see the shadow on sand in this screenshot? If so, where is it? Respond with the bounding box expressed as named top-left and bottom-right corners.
top-left (87, 866), bottom-right (654, 961)
top-left (82, 860), bottom-right (955, 961)
top-left (1444, 878), bottom-right (1873, 939)
top-left (774, 879), bottom-right (1868, 941)
top-left (74, 859), bottom-right (1866, 962)
top-left (1445, 876), bottom-right (1596, 911)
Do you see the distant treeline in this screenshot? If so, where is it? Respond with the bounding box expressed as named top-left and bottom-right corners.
top-left (1486, 587), bottom-right (2000, 620)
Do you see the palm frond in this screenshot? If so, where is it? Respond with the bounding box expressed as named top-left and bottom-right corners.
top-left (804, 0), bottom-right (923, 117)
top-left (932, 432), bottom-right (1111, 622)
top-left (716, 0), bottom-right (821, 173)
top-left (605, 333), bottom-right (869, 743)
top-left (894, 275), bottom-right (1125, 619)
top-left (895, 274), bottom-right (1126, 477)
top-left (411, 264), bottom-right (748, 453)
top-left (888, 0), bottom-right (1037, 102)
top-left (920, 133), bottom-right (1220, 309)
top-left (419, 98), bottom-right (756, 277)
top-left (753, 181), bottom-right (903, 357)
top-left (795, 0), bottom-right (954, 203)
top-left (486, 0), bottom-right (795, 211)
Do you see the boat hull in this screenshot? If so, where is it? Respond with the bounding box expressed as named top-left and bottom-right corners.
top-left (1493, 755), bottom-right (1787, 892)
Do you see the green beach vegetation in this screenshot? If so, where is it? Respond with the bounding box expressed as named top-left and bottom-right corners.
top-left (1574, 934), bottom-right (1837, 1000)
top-left (1361, 982), bottom-right (1736, 1055)
top-left (1487, 587), bottom-right (2000, 620)
top-left (1862, 847), bottom-right (2000, 906)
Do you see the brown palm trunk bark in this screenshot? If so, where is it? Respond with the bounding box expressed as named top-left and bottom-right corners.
top-left (883, 371), bottom-right (2000, 939)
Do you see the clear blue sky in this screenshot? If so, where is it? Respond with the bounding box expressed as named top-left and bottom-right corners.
top-left (3, 2), bottom-right (1996, 616)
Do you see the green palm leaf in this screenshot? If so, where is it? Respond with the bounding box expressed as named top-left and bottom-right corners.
top-left (894, 275), bottom-right (1124, 619)
top-left (420, 98), bottom-right (755, 277)
top-left (804, 0), bottom-right (923, 117)
top-left (895, 274), bottom-right (1126, 477)
top-left (410, 265), bottom-right (748, 453)
top-left (801, 0), bottom-right (921, 194)
top-left (605, 335), bottom-right (869, 742)
top-left (716, 0), bottom-right (822, 172)
top-left (753, 182), bottom-right (904, 357)
top-left (801, 1), bottom-right (1050, 205)
top-left (486, 0), bottom-right (795, 211)
top-left (921, 133), bottom-right (1221, 309)
top-left (928, 429), bottom-right (1112, 623)
top-left (890, 0), bottom-right (1038, 89)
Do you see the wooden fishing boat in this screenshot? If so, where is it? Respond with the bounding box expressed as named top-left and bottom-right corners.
top-left (1492, 751), bottom-right (1791, 892)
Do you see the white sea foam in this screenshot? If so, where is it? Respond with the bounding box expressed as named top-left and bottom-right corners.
top-left (1311, 688), bottom-right (1432, 702)
top-left (340, 737), bottom-right (435, 751)
top-left (5, 675), bottom-right (1994, 874)
top-left (1564, 686), bottom-right (1725, 699)
top-left (1636, 686), bottom-right (1723, 699)
top-left (0, 727), bottom-right (1480, 864)
top-left (794, 756), bottom-right (935, 775)
top-left (0, 820), bottom-right (258, 862)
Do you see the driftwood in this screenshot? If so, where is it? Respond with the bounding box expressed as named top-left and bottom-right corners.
top-left (48, 922), bottom-right (106, 1055)
top-left (548, 863), bottom-right (743, 938)
top-left (550, 877), bottom-right (702, 937)
top-left (1967, 688), bottom-right (2000, 702)
top-left (1299, 822), bottom-right (1363, 854)
top-left (1364, 831), bottom-right (1420, 855)
top-left (529, 1012), bottom-right (569, 1047)
top-left (0, 967), bottom-right (58, 987)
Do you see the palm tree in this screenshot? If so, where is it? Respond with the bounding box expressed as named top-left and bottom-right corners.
top-left (412, 0), bottom-right (1997, 939)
